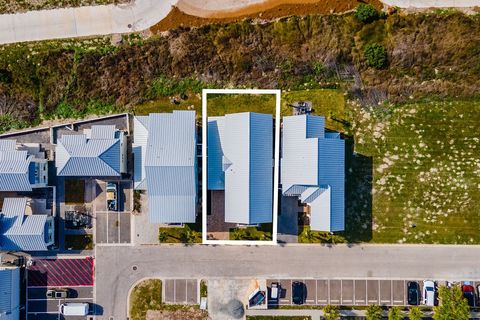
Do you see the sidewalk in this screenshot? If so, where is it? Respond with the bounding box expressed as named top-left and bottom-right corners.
top-left (0, 0), bottom-right (177, 44)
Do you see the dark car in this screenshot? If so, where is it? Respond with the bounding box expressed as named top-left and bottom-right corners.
top-left (292, 281), bottom-right (306, 305)
top-left (462, 284), bottom-right (476, 307)
top-left (407, 281), bottom-right (420, 305)
top-left (249, 290), bottom-right (266, 307)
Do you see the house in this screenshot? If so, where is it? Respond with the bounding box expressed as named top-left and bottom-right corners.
top-left (0, 266), bottom-right (20, 320)
top-left (0, 140), bottom-right (48, 192)
top-left (0, 198), bottom-right (54, 251)
top-left (55, 125), bottom-right (127, 177)
top-left (281, 115), bottom-right (345, 232)
top-left (207, 112), bottom-right (273, 225)
top-left (133, 111), bottom-right (197, 224)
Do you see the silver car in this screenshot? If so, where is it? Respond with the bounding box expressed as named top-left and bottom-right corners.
top-left (423, 280), bottom-right (435, 306)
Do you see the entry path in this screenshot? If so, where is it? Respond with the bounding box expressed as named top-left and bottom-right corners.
top-left (0, 0), bottom-right (478, 45)
top-left (95, 244), bottom-right (480, 319)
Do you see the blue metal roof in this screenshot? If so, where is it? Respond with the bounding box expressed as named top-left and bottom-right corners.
top-left (207, 112), bottom-right (273, 225)
top-left (133, 112), bottom-right (197, 224)
top-left (0, 267), bottom-right (20, 320)
top-left (56, 125), bottom-right (122, 177)
top-left (0, 198), bottom-right (50, 251)
top-left (0, 140), bottom-right (33, 192)
top-left (281, 115), bottom-right (345, 232)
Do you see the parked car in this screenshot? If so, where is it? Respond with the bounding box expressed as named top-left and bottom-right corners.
top-left (292, 281), bottom-right (305, 305)
top-left (249, 289), bottom-right (266, 307)
top-left (462, 283), bottom-right (476, 307)
top-left (106, 182), bottom-right (118, 211)
top-left (407, 281), bottom-right (420, 305)
top-left (59, 302), bottom-right (89, 316)
top-left (46, 288), bottom-right (68, 299)
top-left (423, 280), bottom-right (436, 306)
top-left (270, 282), bottom-right (279, 302)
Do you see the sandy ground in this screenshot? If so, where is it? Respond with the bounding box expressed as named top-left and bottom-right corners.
top-left (151, 0), bottom-right (382, 33)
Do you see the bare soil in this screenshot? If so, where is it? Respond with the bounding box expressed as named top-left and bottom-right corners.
top-left (151, 0), bottom-right (383, 32)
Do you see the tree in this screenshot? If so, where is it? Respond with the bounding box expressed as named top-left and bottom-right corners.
top-left (366, 304), bottom-right (383, 320)
top-left (355, 4), bottom-right (379, 23)
top-left (323, 304), bottom-right (340, 320)
top-left (364, 43), bottom-right (388, 69)
top-left (433, 286), bottom-right (470, 320)
top-left (158, 230), bottom-right (168, 242)
top-left (409, 306), bottom-right (423, 320)
top-left (388, 306), bottom-right (403, 320)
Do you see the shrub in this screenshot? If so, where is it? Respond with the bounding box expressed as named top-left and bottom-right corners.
top-left (366, 304), bottom-right (383, 320)
top-left (323, 304), bottom-right (341, 320)
top-left (409, 306), bottom-right (423, 320)
top-left (388, 306), bottom-right (403, 320)
top-left (355, 4), bottom-right (380, 23)
top-left (364, 43), bottom-right (388, 69)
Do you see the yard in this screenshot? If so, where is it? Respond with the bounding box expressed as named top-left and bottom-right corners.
top-left (206, 93), bottom-right (277, 117)
top-left (158, 225), bottom-right (202, 244)
top-left (229, 226), bottom-right (273, 241)
top-left (129, 279), bottom-right (207, 320)
top-left (282, 90), bottom-right (480, 244)
top-left (64, 179), bottom-right (85, 204)
top-left (64, 234), bottom-right (94, 250)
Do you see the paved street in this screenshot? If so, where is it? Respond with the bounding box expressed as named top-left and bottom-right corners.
top-left (95, 244), bottom-right (480, 319)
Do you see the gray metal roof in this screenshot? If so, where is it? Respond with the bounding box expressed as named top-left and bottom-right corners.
top-left (0, 198), bottom-right (50, 251)
top-left (0, 140), bottom-right (33, 192)
top-left (207, 113), bottom-right (273, 225)
top-left (56, 126), bottom-right (121, 177)
top-left (134, 112), bottom-right (197, 223)
top-left (281, 115), bottom-right (345, 232)
top-left (0, 267), bottom-right (20, 320)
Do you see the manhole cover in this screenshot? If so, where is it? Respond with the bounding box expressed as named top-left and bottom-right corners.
top-left (132, 265), bottom-right (137, 271)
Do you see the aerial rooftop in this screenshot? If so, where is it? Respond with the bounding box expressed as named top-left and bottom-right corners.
top-left (281, 115), bottom-right (345, 232)
top-left (0, 198), bottom-right (54, 251)
top-left (55, 125), bottom-right (126, 177)
top-left (133, 111), bottom-right (197, 224)
top-left (208, 112), bottom-right (273, 225)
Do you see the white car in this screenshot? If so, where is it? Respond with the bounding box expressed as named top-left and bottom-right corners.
top-left (423, 280), bottom-right (436, 306)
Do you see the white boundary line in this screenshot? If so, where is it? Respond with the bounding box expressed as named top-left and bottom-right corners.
top-left (202, 88), bottom-right (281, 246)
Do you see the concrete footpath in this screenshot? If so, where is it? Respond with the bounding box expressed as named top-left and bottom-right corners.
top-left (0, 0), bottom-right (177, 44)
top-left (0, 0), bottom-right (479, 45)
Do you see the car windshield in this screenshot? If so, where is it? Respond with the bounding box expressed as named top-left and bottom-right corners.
top-left (426, 287), bottom-right (434, 291)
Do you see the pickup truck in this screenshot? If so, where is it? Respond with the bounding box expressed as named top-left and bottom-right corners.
top-left (106, 182), bottom-right (118, 211)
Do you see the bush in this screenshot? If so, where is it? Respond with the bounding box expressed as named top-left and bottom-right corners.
top-left (323, 305), bottom-right (340, 320)
top-left (366, 304), bottom-right (384, 320)
top-left (409, 306), bottom-right (423, 320)
top-left (388, 306), bottom-right (403, 320)
top-left (355, 4), bottom-right (380, 23)
top-left (364, 43), bottom-right (388, 69)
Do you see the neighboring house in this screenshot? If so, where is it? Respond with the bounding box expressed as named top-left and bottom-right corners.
top-left (133, 111), bottom-right (197, 224)
top-left (0, 266), bottom-right (20, 320)
top-left (208, 112), bottom-right (273, 225)
top-left (55, 125), bottom-right (127, 177)
top-left (281, 115), bottom-right (345, 232)
top-left (0, 140), bottom-right (48, 192)
top-left (0, 198), bottom-right (54, 251)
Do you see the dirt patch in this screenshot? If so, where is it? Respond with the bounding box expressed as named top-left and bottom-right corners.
top-left (151, 0), bottom-right (383, 33)
top-left (146, 309), bottom-right (209, 320)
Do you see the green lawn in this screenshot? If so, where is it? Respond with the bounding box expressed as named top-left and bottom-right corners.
top-left (229, 225), bottom-right (272, 241)
top-left (158, 224), bottom-right (202, 244)
top-left (64, 235), bottom-right (93, 250)
top-left (134, 94), bottom-right (201, 117)
top-left (281, 90), bottom-right (480, 244)
top-left (206, 93), bottom-right (277, 117)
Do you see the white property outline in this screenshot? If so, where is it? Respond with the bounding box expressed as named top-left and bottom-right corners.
top-left (202, 88), bottom-right (281, 246)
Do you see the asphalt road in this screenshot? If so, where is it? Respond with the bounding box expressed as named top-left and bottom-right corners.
top-left (95, 244), bottom-right (480, 319)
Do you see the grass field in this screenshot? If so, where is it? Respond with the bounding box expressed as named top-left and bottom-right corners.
top-left (282, 90), bottom-right (480, 244)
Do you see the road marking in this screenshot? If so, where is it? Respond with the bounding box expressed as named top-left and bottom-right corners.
top-left (394, 300), bottom-right (404, 303)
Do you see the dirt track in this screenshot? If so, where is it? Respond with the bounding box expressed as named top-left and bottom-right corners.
top-left (151, 0), bottom-right (383, 33)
